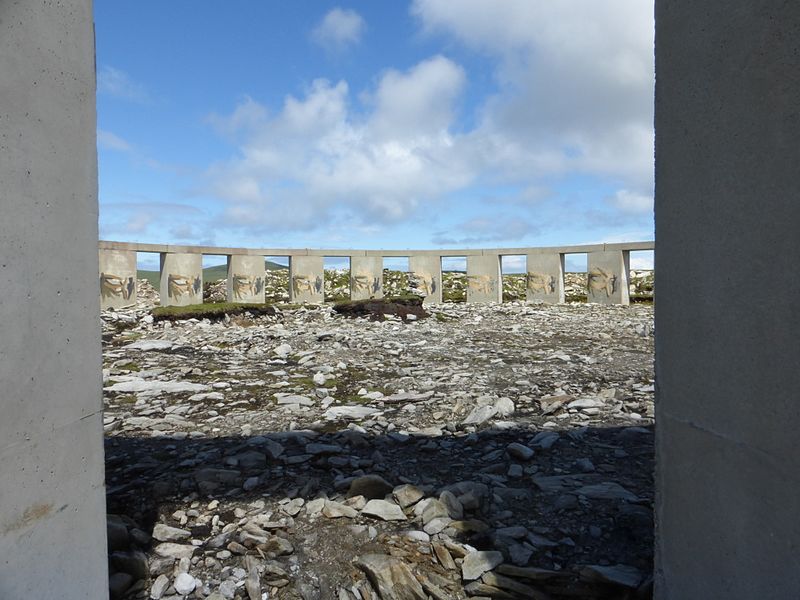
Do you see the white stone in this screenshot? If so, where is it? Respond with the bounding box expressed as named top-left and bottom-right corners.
top-left (174, 572), bottom-right (196, 595)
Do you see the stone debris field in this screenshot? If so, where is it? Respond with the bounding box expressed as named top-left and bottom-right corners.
top-left (102, 279), bottom-right (654, 600)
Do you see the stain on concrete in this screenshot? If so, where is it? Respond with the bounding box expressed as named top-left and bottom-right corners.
top-left (2, 503), bottom-right (53, 535)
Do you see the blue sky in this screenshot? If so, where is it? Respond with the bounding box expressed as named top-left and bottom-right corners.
top-left (95, 1), bottom-right (655, 270)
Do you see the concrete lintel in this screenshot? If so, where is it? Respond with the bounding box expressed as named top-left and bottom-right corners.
top-left (99, 241), bottom-right (654, 257)
top-left (306, 249), bottom-right (367, 257)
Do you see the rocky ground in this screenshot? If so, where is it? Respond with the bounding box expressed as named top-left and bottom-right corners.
top-left (102, 282), bottom-right (654, 600)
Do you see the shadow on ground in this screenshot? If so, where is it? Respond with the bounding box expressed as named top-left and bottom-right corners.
top-left (105, 422), bottom-right (653, 600)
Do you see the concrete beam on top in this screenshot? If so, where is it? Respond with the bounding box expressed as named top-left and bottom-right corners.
top-left (99, 241), bottom-right (654, 257)
top-left (365, 249), bottom-right (484, 257)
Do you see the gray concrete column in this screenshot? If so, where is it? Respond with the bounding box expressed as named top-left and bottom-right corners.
top-left (160, 253), bottom-right (203, 307)
top-left (227, 255), bottom-right (265, 304)
top-left (466, 255), bottom-right (502, 303)
top-left (350, 256), bottom-right (383, 300)
top-left (526, 253), bottom-right (565, 304)
top-left (586, 250), bottom-right (630, 305)
top-left (99, 249), bottom-right (137, 310)
top-left (290, 256), bottom-right (324, 303)
top-left (0, 1), bottom-right (109, 598)
top-left (656, 1), bottom-right (800, 598)
top-left (408, 255), bottom-right (443, 304)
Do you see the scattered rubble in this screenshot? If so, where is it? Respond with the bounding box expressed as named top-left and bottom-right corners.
top-left (103, 285), bottom-right (654, 599)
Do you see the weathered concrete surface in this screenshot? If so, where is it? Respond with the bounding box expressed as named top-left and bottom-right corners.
top-left (99, 249), bottom-right (137, 310)
top-left (526, 253), bottom-right (564, 304)
top-left (160, 253), bottom-right (202, 307)
top-left (0, 1), bottom-right (108, 598)
top-left (350, 256), bottom-right (383, 300)
top-left (408, 255), bottom-right (442, 304)
top-left (226, 255), bottom-right (265, 304)
top-left (290, 256), bottom-right (324, 303)
top-left (466, 255), bottom-right (502, 303)
top-left (587, 251), bottom-right (629, 305)
top-left (655, 1), bottom-right (800, 598)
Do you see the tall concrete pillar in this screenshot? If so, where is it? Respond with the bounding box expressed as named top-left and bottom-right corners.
top-left (160, 253), bottom-right (202, 307)
top-left (350, 256), bottom-right (383, 300)
top-left (408, 255), bottom-right (442, 304)
top-left (466, 255), bottom-right (502, 303)
top-left (0, 1), bottom-right (109, 598)
top-left (526, 253), bottom-right (565, 304)
top-left (227, 255), bottom-right (265, 304)
top-left (586, 250), bottom-right (630, 305)
top-left (99, 249), bottom-right (137, 310)
top-left (290, 256), bottom-right (324, 303)
top-left (656, 2), bottom-right (800, 598)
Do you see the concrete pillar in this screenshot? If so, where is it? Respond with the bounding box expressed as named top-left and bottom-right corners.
top-left (159, 253), bottom-right (202, 307)
top-left (526, 253), bottom-right (565, 304)
top-left (99, 249), bottom-right (137, 310)
top-left (350, 256), bottom-right (383, 300)
top-left (227, 255), bottom-right (265, 304)
top-left (290, 256), bottom-right (324, 303)
top-left (466, 255), bottom-right (502, 303)
top-left (0, 1), bottom-right (108, 598)
top-left (586, 250), bottom-right (630, 305)
top-left (656, 2), bottom-right (800, 598)
top-left (408, 255), bottom-right (443, 304)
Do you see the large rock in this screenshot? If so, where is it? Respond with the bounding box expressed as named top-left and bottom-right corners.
top-left (462, 550), bottom-right (504, 581)
top-left (361, 499), bottom-right (407, 521)
top-left (324, 405), bottom-right (382, 420)
top-left (153, 542), bottom-right (195, 559)
top-left (152, 523), bottom-right (191, 542)
top-left (348, 474), bottom-right (394, 499)
top-left (354, 554), bottom-right (427, 600)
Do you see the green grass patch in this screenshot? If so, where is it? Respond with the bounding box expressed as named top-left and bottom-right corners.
top-left (115, 362), bottom-right (141, 372)
top-left (152, 302), bottom-right (276, 322)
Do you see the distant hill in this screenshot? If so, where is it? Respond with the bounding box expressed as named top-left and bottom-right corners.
top-left (138, 259), bottom-right (288, 287)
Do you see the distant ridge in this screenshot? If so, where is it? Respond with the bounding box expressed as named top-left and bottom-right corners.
top-left (137, 259), bottom-right (288, 288)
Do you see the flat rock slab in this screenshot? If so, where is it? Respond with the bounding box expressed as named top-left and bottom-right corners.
top-left (104, 378), bottom-right (210, 395)
top-left (361, 499), bottom-right (407, 521)
top-left (462, 550), bottom-right (504, 581)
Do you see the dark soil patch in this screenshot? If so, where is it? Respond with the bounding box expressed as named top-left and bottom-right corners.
top-left (333, 296), bottom-right (429, 322)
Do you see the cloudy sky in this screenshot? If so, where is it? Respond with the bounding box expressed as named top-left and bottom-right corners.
top-left (95, 1), bottom-right (654, 268)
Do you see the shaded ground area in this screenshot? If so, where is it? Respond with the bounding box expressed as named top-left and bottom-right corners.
top-left (102, 300), bottom-right (654, 600)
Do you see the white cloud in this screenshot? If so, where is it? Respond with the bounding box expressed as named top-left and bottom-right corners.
top-left (97, 129), bottom-right (132, 152)
top-left (412, 0), bottom-right (655, 192)
top-left (311, 8), bottom-right (366, 53)
top-left (629, 251), bottom-right (654, 269)
top-left (431, 216), bottom-right (537, 245)
top-left (203, 3), bottom-right (654, 238)
top-left (97, 66), bottom-right (149, 103)
top-left (606, 189), bottom-right (653, 214)
top-left (205, 56), bottom-right (473, 232)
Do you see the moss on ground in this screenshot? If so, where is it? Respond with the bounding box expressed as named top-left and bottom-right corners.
top-left (152, 302), bottom-right (276, 322)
